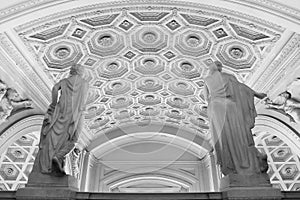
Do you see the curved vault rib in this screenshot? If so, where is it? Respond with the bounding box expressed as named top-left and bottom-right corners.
top-left (88, 123), bottom-right (212, 159)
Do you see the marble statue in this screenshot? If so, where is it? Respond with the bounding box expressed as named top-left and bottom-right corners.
top-left (33, 64), bottom-right (88, 176)
top-left (204, 61), bottom-right (268, 176)
top-left (264, 91), bottom-right (300, 123)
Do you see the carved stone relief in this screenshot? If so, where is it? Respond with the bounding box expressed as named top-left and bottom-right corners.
top-left (0, 80), bottom-right (33, 124)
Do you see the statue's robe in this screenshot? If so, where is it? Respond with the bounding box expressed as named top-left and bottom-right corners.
top-left (34, 75), bottom-right (88, 174)
top-left (205, 71), bottom-right (262, 175)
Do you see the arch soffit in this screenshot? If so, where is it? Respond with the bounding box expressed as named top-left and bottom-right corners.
top-left (103, 167), bottom-right (198, 185)
top-left (108, 176), bottom-right (191, 191)
top-left (254, 114), bottom-right (300, 155)
top-left (0, 115), bottom-right (43, 153)
top-left (88, 123), bottom-right (212, 159)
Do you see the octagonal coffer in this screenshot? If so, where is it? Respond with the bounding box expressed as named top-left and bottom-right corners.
top-left (134, 56), bottom-right (166, 75)
top-left (136, 77), bottom-right (163, 93)
top-left (174, 30), bottom-right (212, 57)
top-left (216, 41), bottom-right (256, 70)
top-left (168, 80), bottom-right (196, 96)
top-left (97, 59), bottom-right (129, 79)
top-left (171, 59), bottom-right (204, 79)
top-left (88, 30), bottom-right (125, 57)
top-left (104, 80), bottom-right (132, 96)
top-left (131, 25), bottom-right (168, 52)
top-left (43, 41), bottom-right (83, 69)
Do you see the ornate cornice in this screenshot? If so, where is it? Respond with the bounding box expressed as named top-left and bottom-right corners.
top-left (14, 0), bottom-right (284, 33)
top-left (0, 0), bottom-right (72, 22)
top-left (0, 33), bottom-right (51, 108)
top-left (251, 33), bottom-right (300, 93)
top-left (224, 0), bottom-right (300, 24)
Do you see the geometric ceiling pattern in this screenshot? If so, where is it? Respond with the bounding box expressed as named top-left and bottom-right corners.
top-left (0, 131), bottom-right (39, 191)
top-left (16, 1), bottom-right (283, 140)
top-left (0, 0), bottom-right (299, 194)
top-left (255, 132), bottom-right (300, 191)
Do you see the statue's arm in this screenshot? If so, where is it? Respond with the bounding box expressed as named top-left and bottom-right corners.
top-left (10, 100), bottom-right (32, 109)
top-left (203, 83), bottom-right (210, 103)
top-left (48, 81), bottom-right (62, 113)
top-left (263, 96), bottom-right (285, 109)
top-left (51, 82), bottom-right (61, 105)
top-left (239, 81), bottom-right (267, 100)
top-left (223, 72), bottom-right (267, 100)
top-left (253, 91), bottom-right (267, 99)
top-left (288, 98), bottom-right (300, 108)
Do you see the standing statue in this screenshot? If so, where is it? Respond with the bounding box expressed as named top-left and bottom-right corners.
top-left (32, 64), bottom-right (88, 176)
top-left (203, 61), bottom-right (268, 177)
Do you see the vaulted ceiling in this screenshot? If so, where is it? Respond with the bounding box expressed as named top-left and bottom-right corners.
top-left (0, 0), bottom-right (299, 153)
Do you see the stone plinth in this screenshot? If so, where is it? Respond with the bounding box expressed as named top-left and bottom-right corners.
top-left (220, 173), bottom-right (271, 189)
top-left (16, 172), bottom-right (78, 200)
top-left (220, 173), bottom-right (282, 200)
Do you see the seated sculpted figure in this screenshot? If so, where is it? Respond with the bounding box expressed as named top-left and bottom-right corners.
top-left (264, 91), bottom-right (300, 123)
top-left (32, 64), bottom-right (88, 176)
top-left (204, 60), bottom-right (268, 176)
top-left (0, 88), bottom-right (32, 123)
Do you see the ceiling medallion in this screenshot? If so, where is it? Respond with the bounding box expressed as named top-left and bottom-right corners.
top-left (229, 47), bottom-right (245, 59)
top-left (97, 34), bottom-right (114, 47)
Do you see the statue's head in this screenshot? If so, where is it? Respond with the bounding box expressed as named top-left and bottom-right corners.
top-left (208, 60), bottom-right (223, 73)
top-left (6, 88), bottom-right (20, 101)
top-left (214, 60), bottom-right (223, 72)
top-left (279, 91), bottom-right (292, 99)
top-left (70, 64), bottom-right (84, 77)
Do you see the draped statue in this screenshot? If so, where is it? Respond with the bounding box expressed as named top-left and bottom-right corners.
top-left (204, 61), bottom-right (268, 176)
top-left (32, 64), bottom-right (88, 176)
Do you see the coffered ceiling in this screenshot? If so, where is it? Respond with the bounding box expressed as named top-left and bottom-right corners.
top-left (0, 0), bottom-right (299, 151)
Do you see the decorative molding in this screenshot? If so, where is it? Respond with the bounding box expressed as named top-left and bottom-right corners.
top-left (251, 33), bottom-right (300, 93)
top-left (0, 0), bottom-right (73, 22)
top-left (224, 0), bottom-right (300, 24)
top-left (14, 0), bottom-right (285, 33)
top-left (0, 33), bottom-right (51, 109)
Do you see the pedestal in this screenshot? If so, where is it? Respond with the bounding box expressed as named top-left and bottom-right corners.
top-left (16, 172), bottom-right (78, 200)
top-left (221, 173), bottom-right (282, 200)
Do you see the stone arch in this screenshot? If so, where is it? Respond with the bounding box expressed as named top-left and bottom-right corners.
top-left (87, 122), bottom-right (213, 159)
top-left (0, 115), bottom-right (43, 153)
top-left (105, 171), bottom-right (195, 192)
top-left (254, 114), bottom-right (300, 155)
